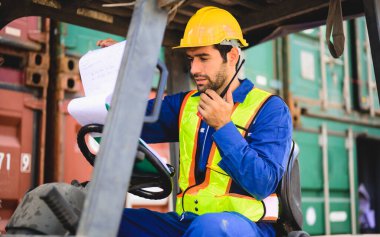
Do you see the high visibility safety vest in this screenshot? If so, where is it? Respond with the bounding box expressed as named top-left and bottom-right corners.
top-left (176, 88), bottom-right (279, 222)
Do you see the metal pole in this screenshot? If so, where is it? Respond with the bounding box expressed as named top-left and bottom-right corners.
top-left (76, 1), bottom-right (169, 236)
top-left (346, 128), bottom-right (357, 234)
top-left (343, 22), bottom-right (352, 114)
top-left (320, 123), bottom-right (330, 235)
top-left (354, 19), bottom-right (366, 111)
top-left (364, 28), bottom-right (375, 116)
top-left (319, 26), bottom-right (328, 110)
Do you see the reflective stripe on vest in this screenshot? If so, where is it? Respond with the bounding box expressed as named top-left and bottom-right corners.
top-left (176, 88), bottom-right (279, 222)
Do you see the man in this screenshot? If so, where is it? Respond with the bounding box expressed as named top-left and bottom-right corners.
top-left (99, 6), bottom-right (292, 237)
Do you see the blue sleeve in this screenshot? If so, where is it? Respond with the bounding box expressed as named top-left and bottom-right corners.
top-left (213, 96), bottom-right (292, 200)
top-left (140, 92), bottom-right (187, 143)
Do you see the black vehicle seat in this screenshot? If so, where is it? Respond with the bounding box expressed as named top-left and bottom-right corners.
top-left (276, 140), bottom-right (309, 237)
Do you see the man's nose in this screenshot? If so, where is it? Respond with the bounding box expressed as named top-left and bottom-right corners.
top-left (190, 59), bottom-right (201, 75)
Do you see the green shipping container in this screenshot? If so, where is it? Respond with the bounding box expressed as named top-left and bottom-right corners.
top-left (59, 23), bottom-right (164, 88)
top-left (295, 115), bottom-right (380, 235)
top-left (243, 40), bottom-right (280, 94)
top-left (60, 23), bottom-right (125, 57)
top-left (294, 116), bottom-right (357, 235)
top-left (287, 22), bottom-right (353, 117)
top-left (353, 17), bottom-right (380, 116)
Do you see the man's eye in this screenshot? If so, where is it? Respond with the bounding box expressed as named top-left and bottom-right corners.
top-left (187, 57), bottom-right (194, 62)
top-left (200, 58), bottom-right (208, 62)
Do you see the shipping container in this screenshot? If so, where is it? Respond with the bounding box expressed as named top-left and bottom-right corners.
top-left (244, 40), bottom-right (280, 94)
top-left (0, 17), bottom-right (49, 233)
top-left (0, 51), bottom-right (49, 89)
top-left (287, 21), bottom-right (353, 118)
top-left (0, 88), bottom-right (43, 232)
top-left (294, 115), bottom-right (380, 235)
top-left (294, 116), bottom-right (357, 235)
top-left (0, 65), bottom-right (25, 86)
top-left (0, 17), bottom-right (43, 51)
top-left (45, 52), bottom-right (83, 182)
top-left (59, 23), bottom-right (165, 88)
top-left (62, 98), bottom-right (93, 184)
top-left (60, 23), bottom-right (125, 57)
top-left (352, 17), bottom-right (380, 116)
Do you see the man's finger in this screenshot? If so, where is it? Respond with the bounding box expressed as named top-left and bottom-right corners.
top-left (198, 105), bottom-right (206, 117)
top-left (200, 92), bottom-right (214, 104)
top-left (204, 89), bottom-right (218, 98)
top-left (205, 89), bottom-right (224, 102)
top-left (226, 88), bottom-right (233, 104)
top-left (96, 38), bottom-right (117, 48)
top-left (198, 99), bottom-right (207, 108)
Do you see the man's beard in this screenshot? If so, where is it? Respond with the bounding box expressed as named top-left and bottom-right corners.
top-left (191, 65), bottom-right (228, 94)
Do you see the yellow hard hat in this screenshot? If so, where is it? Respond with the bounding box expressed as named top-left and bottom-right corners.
top-left (173, 6), bottom-right (248, 49)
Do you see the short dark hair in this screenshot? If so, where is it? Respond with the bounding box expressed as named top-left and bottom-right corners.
top-left (213, 44), bottom-right (233, 63)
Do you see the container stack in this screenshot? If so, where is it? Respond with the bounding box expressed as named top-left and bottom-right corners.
top-left (0, 15), bottom-right (379, 235)
top-left (245, 17), bottom-right (380, 235)
top-left (0, 16), bottom-right (49, 232)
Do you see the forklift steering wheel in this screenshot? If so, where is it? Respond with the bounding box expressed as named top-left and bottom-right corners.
top-left (77, 124), bottom-right (174, 200)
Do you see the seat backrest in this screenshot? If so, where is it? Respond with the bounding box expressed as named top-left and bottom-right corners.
top-left (276, 140), bottom-right (303, 233)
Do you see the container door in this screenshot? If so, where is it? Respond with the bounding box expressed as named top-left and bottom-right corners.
top-left (0, 89), bottom-right (38, 232)
top-left (294, 117), bottom-right (356, 235)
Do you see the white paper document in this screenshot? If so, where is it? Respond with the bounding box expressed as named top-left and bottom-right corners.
top-left (67, 96), bottom-right (109, 126)
top-left (68, 40), bottom-right (127, 126)
top-left (79, 40), bottom-right (126, 97)
top-left (67, 40), bottom-right (171, 172)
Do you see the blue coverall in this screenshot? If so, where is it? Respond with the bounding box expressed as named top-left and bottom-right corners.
top-left (118, 79), bottom-right (293, 237)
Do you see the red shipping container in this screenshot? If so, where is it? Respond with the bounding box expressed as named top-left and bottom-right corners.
top-left (0, 88), bottom-right (40, 233)
top-left (0, 67), bottom-right (25, 85)
top-left (0, 17), bottom-right (41, 48)
top-left (63, 99), bottom-right (93, 183)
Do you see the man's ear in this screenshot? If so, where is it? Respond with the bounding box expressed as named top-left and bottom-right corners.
top-left (228, 47), bottom-right (240, 67)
